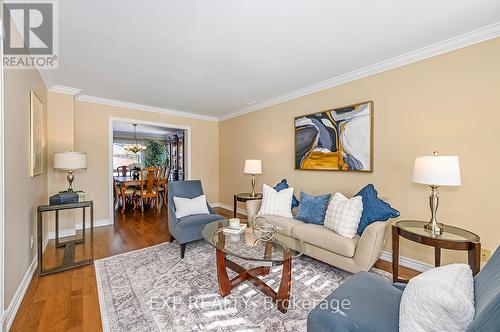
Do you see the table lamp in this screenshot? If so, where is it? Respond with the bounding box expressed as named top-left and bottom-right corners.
top-left (54, 151), bottom-right (87, 192)
top-left (244, 159), bottom-right (262, 197)
top-left (411, 152), bottom-right (461, 235)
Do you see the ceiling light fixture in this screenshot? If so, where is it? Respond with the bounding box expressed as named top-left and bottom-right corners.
top-left (124, 123), bottom-right (145, 154)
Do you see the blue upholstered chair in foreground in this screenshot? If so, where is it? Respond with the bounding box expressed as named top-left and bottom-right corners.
top-left (168, 180), bottom-right (224, 258)
top-left (307, 247), bottom-right (500, 332)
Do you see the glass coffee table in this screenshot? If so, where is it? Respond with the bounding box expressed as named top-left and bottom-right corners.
top-left (202, 219), bottom-right (304, 313)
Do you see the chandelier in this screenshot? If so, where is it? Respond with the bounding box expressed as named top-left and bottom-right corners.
top-left (124, 124), bottom-right (145, 154)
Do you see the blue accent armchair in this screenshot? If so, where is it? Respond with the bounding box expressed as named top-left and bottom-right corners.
top-left (168, 180), bottom-right (224, 258)
top-left (307, 247), bottom-right (500, 332)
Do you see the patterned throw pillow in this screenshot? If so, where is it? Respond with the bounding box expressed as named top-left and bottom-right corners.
top-left (355, 184), bottom-right (400, 235)
top-left (257, 184), bottom-right (294, 218)
top-left (324, 193), bottom-right (363, 238)
top-left (274, 179), bottom-right (300, 208)
top-left (295, 192), bottom-right (331, 224)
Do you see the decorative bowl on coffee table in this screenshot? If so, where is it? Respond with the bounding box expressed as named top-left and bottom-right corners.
top-left (202, 219), bottom-right (304, 313)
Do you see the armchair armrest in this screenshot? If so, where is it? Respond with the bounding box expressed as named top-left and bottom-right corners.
top-left (353, 221), bottom-right (388, 271)
top-left (245, 199), bottom-right (262, 220)
top-left (168, 208), bottom-right (180, 224)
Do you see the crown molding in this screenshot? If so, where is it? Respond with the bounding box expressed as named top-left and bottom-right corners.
top-left (48, 85), bottom-right (82, 96)
top-left (74, 94), bottom-right (219, 122)
top-left (218, 21), bottom-right (500, 121)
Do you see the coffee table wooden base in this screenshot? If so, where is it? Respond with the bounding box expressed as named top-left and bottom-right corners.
top-left (216, 248), bottom-right (292, 313)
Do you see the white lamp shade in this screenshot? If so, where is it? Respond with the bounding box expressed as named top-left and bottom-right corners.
top-left (412, 155), bottom-right (461, 186)
top-left (54, 151), bottom-right (87, 170)
top-left (244, 159), bottom-right (262, 174)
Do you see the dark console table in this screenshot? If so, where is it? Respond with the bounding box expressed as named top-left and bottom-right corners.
top-left (37, 201), bottom-right (94, 276)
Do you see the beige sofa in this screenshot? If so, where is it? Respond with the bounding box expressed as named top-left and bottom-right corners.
top-left (246, 199), bottom-right (388, 273)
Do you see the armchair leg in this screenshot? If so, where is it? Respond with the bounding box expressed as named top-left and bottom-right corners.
top-left (180, 243), bottom-right (186, 259)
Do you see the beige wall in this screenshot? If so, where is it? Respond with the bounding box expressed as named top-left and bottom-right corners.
top-left (219, 37), bottom-right (500, 266)
top-left (4, 68), bottom-right (47, 306)
top-left (74, 101), bottom-right (219, 222)
top-left (47, 92), bottom-right (77, 232)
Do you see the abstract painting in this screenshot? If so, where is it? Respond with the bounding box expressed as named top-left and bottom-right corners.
top-left (294, 101), bottom-right (373, 172)
top-left (30, 91), bottom-right (44, 177)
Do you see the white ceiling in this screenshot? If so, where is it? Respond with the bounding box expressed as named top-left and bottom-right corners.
top-left (113, 121), bottom-right (179, 138)
top-left (45, 0), bottom-right (500, 119)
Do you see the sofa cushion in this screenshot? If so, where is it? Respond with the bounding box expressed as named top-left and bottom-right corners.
top-left (255, 215), bottom-right (305, 236)
top-left (400, 263), bottom-right (475, 332)
top-left (258, 184), bottom-right (294, 218)
top-left (307, 271), bottom-right (402, 332)
top-left (355, 184), bottom-right (400, 235)
top-left (324, 192), bottom-right (363, 238)
top-left (291, 223), bottom-right (359, 257)
top-left (295, 192), bottom-right (331, 224)
top-left (274, 179), bottom-right (299, 208)
top-left (174, 194), bottom-right (210, 218)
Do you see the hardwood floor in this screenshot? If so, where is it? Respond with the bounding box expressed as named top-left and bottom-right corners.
top-left (11, 206), bottom-right (417, 331)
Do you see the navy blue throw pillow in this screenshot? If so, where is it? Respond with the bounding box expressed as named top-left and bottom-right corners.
top-left (274, 179), bottom-right (299, 208)
top-left (295, 192), bottom-right (331, 224)
top-left (355, 184), bottom-right (400, 235)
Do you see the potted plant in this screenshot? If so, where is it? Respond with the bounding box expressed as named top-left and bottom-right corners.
top-left (144, 140), bottom-right (167, 168)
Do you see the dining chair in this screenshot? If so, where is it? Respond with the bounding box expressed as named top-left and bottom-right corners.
top-left (138, 167), bottom-right (160, 212)
top-left (157, 167), bottom-right (170, 207)
top-left (113, 179), bottom-right (136, 209)
top-left (116, 165), bottom-right (129, 177)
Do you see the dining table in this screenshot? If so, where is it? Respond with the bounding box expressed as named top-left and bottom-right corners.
top-left (113, 176), bottom-right (167, 213)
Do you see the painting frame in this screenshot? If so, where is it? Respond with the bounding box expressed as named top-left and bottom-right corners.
top-left (30, 90), bottom-right (44, 177)
top-left (294, 100), bottom-right (373, 172)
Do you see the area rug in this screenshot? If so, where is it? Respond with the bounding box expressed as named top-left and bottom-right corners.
top-left (95, 240), bottom-right (390, 331)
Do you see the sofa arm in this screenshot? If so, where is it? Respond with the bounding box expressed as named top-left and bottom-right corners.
top-left (245, 199), bottom-right (262, 220)
top-left (353, 221), bottom-right (388, 271)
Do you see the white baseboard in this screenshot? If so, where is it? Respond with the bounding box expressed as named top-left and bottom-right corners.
top-left (212, 202), bottom-right (247, 216)
top-left (2, 254), bottom-right (38, 332)
top-left (379, 250), bottom-right (433, 272)
top-left (46, 219), bottom-right (113, 240)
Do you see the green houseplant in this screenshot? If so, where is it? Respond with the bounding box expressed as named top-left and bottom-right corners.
top-left (144, 140), bottom-right (167, 167)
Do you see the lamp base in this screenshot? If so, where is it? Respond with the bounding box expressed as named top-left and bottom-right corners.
top-left (424, 221), bottom-right (444, 235)
top-left (66, 170), bottom-right (74, 192)
top-left (423, 185), bottom-right (444, 235)
top-left (250, 175), bottom-right (256, 197)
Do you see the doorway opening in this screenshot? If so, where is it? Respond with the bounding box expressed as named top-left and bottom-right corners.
top-left (108, 117), bottom-right (191, 221)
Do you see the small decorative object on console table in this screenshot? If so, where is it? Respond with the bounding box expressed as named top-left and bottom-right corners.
top-left (412, 152), bottom-right (461, 235)
top-left (233, 192), bottom-right (262, 218)
top-left (244, 159), bottom-right (262, 197)
top-left (202, 219), bottom-right (304, 313)
top-left (54, 151), bottom-right (87, 192)
top-left (37, 201), bottom-right (94, 276)
top-left (392, 220), bottom-right (480, 283)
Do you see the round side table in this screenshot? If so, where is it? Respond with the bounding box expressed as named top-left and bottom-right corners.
top-left (233, 193), bottom-right (262, 217)
top-left (392, 220), bottom-right (481, 283)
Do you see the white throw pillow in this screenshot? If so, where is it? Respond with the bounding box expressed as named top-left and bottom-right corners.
top-left (174, 194), bottom-right (210, 219)
top-left (323, 193), bottom-right (363, 238)
top-left (257, 184), bottom-right (294, 218)
top-left (399, 263), bottom-right (475, 332)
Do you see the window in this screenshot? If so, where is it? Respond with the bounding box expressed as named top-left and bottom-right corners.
top-left (112, 142), bottom-right (145, 172)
